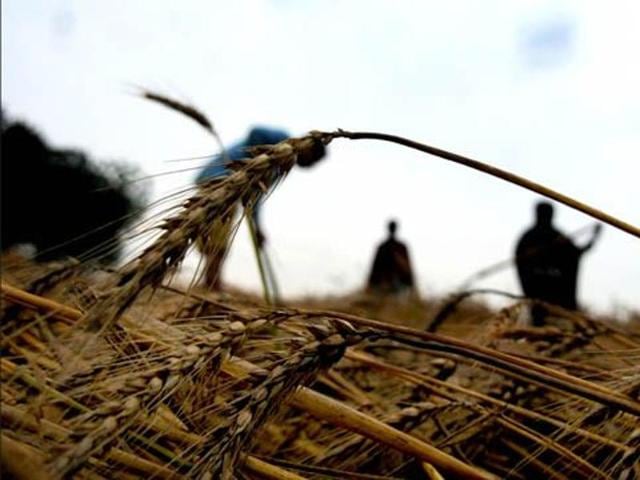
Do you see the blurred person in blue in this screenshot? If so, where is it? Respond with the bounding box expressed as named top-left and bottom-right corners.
top-left (196, 125), bottom-right (326, 290)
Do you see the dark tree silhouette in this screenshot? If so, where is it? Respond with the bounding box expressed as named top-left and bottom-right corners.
top-left (1, 115), bottom-right (146, 263)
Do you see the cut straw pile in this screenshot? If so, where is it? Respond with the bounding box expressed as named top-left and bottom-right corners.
top-left (1, 131), bottom-right (639, 480)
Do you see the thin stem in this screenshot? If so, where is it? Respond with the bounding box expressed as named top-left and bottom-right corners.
top-left (261, 245), bottom-right (282, 306)
top-left (331, 130), bottom-right (640, 238)
top-left (246, 210), bottom-right (272, 305)
top-left (298, 307), bottom-right (640, 417)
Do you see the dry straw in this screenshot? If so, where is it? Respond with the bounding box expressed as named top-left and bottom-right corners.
top-left (1, 96), bottom-right (639, 478)
top-left (3, 278), bottom-right (639, 478)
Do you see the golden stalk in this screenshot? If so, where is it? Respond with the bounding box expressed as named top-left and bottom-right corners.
top-left (289, 387), bottom-right (496, 480)
top-left (242, 454), bottom-right (309, 480)
top-left (223, 357), bottom-right (495, 480)
top-left (345, 349), bottom-right (631, 455)
top-left (301, 308), bottom-right (640, 416)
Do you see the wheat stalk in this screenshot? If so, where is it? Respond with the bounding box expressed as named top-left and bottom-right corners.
top-left (76, 132), bottom-right (328, 334)
top-left (328, 130), bottom-right (639, 238)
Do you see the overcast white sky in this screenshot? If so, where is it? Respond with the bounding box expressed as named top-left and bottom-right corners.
top-left (2, 1), bottom-right (639, 314)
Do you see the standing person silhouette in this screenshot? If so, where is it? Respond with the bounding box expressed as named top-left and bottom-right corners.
top-left (195, 125), bottom-right (326, 290)
top-left (515, 201), bottom-right (602, 325)
top-left (367, 220), bottom-right (416, 296)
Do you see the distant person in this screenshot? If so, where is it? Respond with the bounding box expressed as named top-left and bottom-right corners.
top-left (367, 220), bottom-right (415, 296)
top-left (515, 201), bottom-right (602, 325)
top-left (195, 125), bottom-right (326, 290)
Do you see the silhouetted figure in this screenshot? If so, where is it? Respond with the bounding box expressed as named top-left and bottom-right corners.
top-left (195, 125), bottom-right (327, 290)
top-left (1, 116), bottom-right (144, 263)
top-left (367, 220), bottom-right (415, 296)
top-left (515, 201), bottom-right (601, 325)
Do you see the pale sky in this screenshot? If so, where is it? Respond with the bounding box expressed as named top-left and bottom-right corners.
top-left (2, 1), bottom-right (639, 314)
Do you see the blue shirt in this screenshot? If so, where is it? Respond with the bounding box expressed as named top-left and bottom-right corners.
top-left (196, 126), bottom-right (289, 183)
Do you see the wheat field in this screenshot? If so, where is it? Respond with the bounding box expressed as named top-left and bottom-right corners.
top-left (1, 126), bottom-right (639, 479)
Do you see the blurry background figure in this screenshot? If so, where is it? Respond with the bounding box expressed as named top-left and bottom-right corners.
top-left (0, 113), bottom-right (145, 264)
top-left (515, 201), bottom-right (602, 326)
top-left (195, 125), bottom-right (326, 290)
top-left (367, 220), bottom-right (415, 297)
